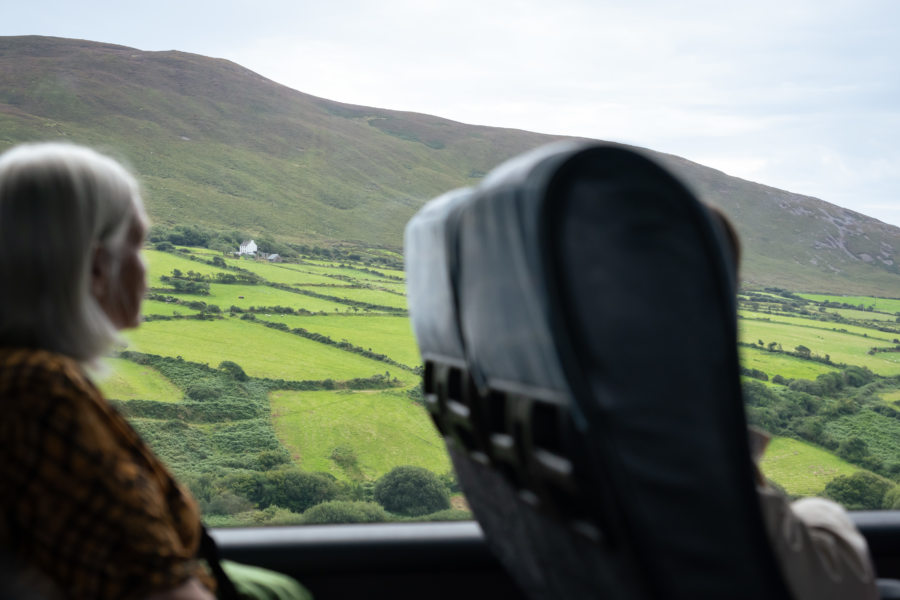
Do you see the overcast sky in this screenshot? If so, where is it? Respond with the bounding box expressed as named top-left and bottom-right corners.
top-left (4, 0), bottom-right (900, 227)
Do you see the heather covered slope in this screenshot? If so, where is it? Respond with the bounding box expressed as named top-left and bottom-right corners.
top-left (1, 35), bottom-right (899, 295)
top-left (0, 36), bottom-right (562, 246)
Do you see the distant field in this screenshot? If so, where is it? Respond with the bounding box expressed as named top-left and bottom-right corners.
top-left (797, 294), bottom-right (900, 315)
top-left (296, 285), bottom-right (407, 309)
top-left (224, 259), bottom-right (346, 286)
top-left (144, 249), bottom-right (231, 286)
top-left (759, 437), bottom-right (860, 496)
top-left (367, 281), bottom-right (407, 294)
top-left (177, 283), bottom-right (350, 313)
top-left (290, 261), bottom-right (403, 283)
top-left (823, 307), bottom-right (900, 322)
top-left (738, 346), bottom-right (836, 380)
top-left (141, 299), bottom-right (202, 316)
top-left (739, 311), bottom-right (896, 342)
top-left (883, 390), bottom-right (900, 403)
top-left (96, 358), bottom-right (183, 402)
top-left (176, 246), bottom-right (219, 256)
top-left (738, 319), bottom-right (900, 375)
top-left (123, 317), bottom-right (416, 383)
top-left (270, 389), bottom-right (449, 480)
top-left (259, 314), bottom-right (421, 368)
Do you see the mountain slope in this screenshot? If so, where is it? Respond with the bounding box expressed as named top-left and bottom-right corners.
top-left (1, 36), bottom-right (898, 296)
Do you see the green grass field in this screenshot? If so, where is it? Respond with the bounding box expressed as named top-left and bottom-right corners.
top-left (96, 358), bottom-right (183, 402)
top-left (883, 390), bottom-right (900, 403)
top-left (796, 294), bottom-right (900, 315)
top-left (141, 299), bottom-right (203, 317)
top-left (285, 262), bottom-right (402, 284)
top-left (258, 314), bottom-right (421, 368)
top-left (822, 307), bottom-right (900, 322)
top-left (159, 283), bottom-right (350, 313)
top-left (295, 285), bottom-right (407, 310)
top-left (759, 437), bottom-right (860, 496)
top-left (739, 310), bottom-right (896, 342)
top-left (144, 249), bottom-right (231, 287)
top-left (269, 389), bottom-right (449, 481)
top-left (123, 317), bottom-right (417, 383)
top-left (738, 346), bottom-right (837, 380)
top-left (738, 319), bottom-right (900, 376)
top-left (225, 258), bottom-right (349, 286)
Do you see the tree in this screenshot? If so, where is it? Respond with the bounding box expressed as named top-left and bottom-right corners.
top-left (836, 437), bottom-right (870, 463)
top-left (824, 471), bottom-right (893, 510)
top-left (374, 466), bottom-right (450, 516)
top-left (794, 345), bottom-right (811, 358)
top-left (264, 469), bottom-right (342, 513)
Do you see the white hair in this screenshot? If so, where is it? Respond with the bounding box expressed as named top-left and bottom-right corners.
top-left (0, 142), bottom-right (147, 362)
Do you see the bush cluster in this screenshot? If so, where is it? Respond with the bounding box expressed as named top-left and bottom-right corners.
top-left (373, 466), bottom-right (450, 517)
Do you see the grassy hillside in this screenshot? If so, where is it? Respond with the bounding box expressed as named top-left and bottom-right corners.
top-left (270, 389), bottom-right (450, 480)
top-left (759, 437), bottom-right (860, 496)
top-left (2, 36), bottom-right (899, 295)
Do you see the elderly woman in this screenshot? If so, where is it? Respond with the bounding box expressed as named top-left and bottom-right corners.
top-left (0, 143), bottom-right (306, 600)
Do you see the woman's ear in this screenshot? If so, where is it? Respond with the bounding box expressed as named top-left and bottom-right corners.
top-left (91, 245), bottom-right (111, 303)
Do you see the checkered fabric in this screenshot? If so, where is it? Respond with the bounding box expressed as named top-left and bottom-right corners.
top-left (0, 348), bottom-right (214, 599)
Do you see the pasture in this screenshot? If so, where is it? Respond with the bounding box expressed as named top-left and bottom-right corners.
top-left (295, 285), bottom-right (408, 310)
top-left (143, 249), bottom-right (231, 286)
top-left (169, 283), bottom-right (350, 313)
top-left (738, 346), bottom-right (836, 380)
top-left (123, 317), bottom-right (417, 383)
top-left (258, 314), bottom-right (421, 369)
top-left (823, 307), bottom-right (900, 322)
top-left (759, 437), bottom-right (860, 496)
top-left (739, 310), bottom-right (897, 342)
top-left (223, 258), bottom-right (348, 286)
top-left (96, 358), bottom-right (183, 402)
top-left (142, 299), bottom-right (202, 316)
top-left (796, 293), bottom-right (900, 315)
top-left (738, 319), bottom-right (900, 376)
top-left (286, 261), bottom-right (402, 283)
top-left (269, 389), bottom-right (450, 481)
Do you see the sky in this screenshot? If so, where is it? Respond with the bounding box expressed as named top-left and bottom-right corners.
top-left (4, 0), bottom-right (900, 227)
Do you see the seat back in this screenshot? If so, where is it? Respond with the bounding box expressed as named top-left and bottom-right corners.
top-left (405, 142), bottom-right (791, 600)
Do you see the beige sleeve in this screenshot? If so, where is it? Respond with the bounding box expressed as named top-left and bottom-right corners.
top-left (758, 485), bottom-right (879, 600)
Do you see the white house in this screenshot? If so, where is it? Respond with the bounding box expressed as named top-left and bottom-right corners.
top-left (238, 240), bottom-right (257, 255)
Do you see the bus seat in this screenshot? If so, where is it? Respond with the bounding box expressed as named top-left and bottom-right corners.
top-left (404, 141), bottom-right (793, 600)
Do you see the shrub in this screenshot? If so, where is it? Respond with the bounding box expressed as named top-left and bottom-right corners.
top-left (837, 437), bottom-right (871, 463)
top-left (844, 366), bottom-right (875, 388)
top-left (330, 446), bottom-right (358, 470)
top-left (406, 508), bottom-right (472, 522)
top-left (374, 466), bottom-right (450, 516)
top-left (264, 469), bottom-right (342, 513)
top-left (824, 471), bottom-right (894, 510)
top-left (884, 485), bottom-right (900, 510)
top-left (302, 501), bottom-right (389, 524)
top-left (219, 360), bottom-right (249, 381)
top-left (257, 450), bottom-right (291, 470)
top-left (205, 491), bottom-right (254, 515)
top-left (185, 380), bottom-right (224, 401)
